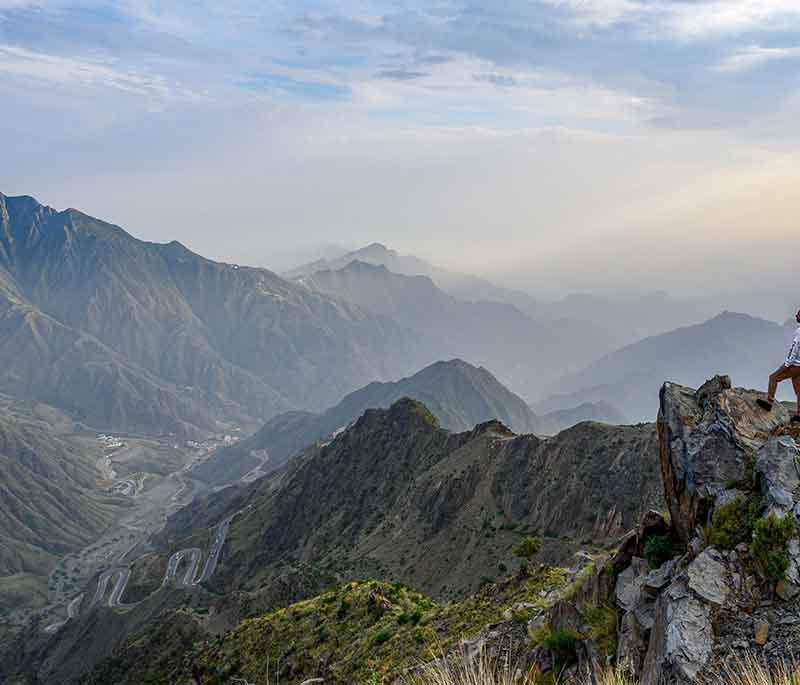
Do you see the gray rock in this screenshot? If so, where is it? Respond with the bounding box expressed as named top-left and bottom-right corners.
top-left (715, 488), bottom-right (746, 511)
top-left (617, 610), bottom-right (647, 678)
top-left (757, 438), bottom-right (800, 516)
top-left (615, 558), bottom-right (649, 612)
top-left (785, 539), bottom-right (800, 587)
top-left (641, 580), bottom-right (714, 685)
top-left (644, 559), bottom-right (676, 593)
top-left (687, 549), bottom-right (730, 607)
top-left (658, 378), bottom-right (788, 543)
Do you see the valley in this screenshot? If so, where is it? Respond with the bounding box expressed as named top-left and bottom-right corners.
top-left (0, 192), bottom-right (798, 685)
top-left (1, 425), bottom-right (239, 636)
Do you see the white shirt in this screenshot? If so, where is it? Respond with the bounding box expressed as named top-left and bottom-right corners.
top-left (786, 326), bottom-right (800, 367)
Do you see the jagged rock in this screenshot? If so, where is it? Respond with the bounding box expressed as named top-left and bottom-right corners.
top-left (658, 377), bottom-right (789, 542)
top-left (644, 559), bottom-right (676, 593)
top-left (785, 539), bottom-right (800, 587)
top-left (687, 549), bottom-right (730, 606)
top-left (615, 558), bottom-right (649, 612)
top-left (756, 437), bottom-right (800, 516)
top-left (641, 580), bottom-right (713, 685)
top-left (617, 610), bottom-right (648, 677)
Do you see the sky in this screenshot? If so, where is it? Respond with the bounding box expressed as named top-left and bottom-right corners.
top-left (1, 1), bottom-right (799, 297)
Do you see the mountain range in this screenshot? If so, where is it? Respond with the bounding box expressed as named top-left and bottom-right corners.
top-left (11, 395), bottom-right (661, 683)
top-left (286, 243), bottom-right (751, 348)
top-left (539, 311), bottom-right (792, 421)
top-left (293, 260), bottom-right (619, 398)
top-left (192, 359), bottom-right (538, 484)
top-left (285, 242), bottom-right (541, 310)
top-left (162, 398), bottom-right (660, 602)
top-left (0, 193), bottom-right (435, 436)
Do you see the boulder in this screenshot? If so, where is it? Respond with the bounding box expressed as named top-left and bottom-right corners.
top-left (756, 437), bottom-right (800, 517)
top-left (641, 580), bottom-right (713, 685)
top-left (686, 549), bottom-right (730, 607)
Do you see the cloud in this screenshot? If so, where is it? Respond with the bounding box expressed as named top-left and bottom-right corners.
top-left (716, 45), bottom-right (800, 72)
top-left (539, 0), bottom-right (800, 39)
top-left (0, 44), bottom-right (173, 96)
top-left (374, 68), bottom-right (428, 80)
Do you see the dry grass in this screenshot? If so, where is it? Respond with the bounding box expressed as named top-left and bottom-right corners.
top-left (396, 650), bottom-right (800, 685)
top-left (398, 648), bottom-right (543, 685)
top-left (712, 654), bottom-right (800, 685)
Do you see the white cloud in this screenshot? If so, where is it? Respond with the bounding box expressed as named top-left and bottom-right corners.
top-left (0, 44), bottom-right (195, 99)
top-left (541, 0), bottom-right (800, 39)
top-left (716, 45), bottom-right (800, 72)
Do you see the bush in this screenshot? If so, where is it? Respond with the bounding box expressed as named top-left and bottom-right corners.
top-left (752, 513), bottom-right (796, 584)
top-left (705, 496), bottom-right (759, 550)
top-left (513, 537), bottom-right (543, 562)
top-left (643, 535), bottom-right (673, 568)
top-left (543, 628), bottom-right (581, 663)
top-left (373, 629), bottom-right (392, 645)
top-left (583, 605), bottom-right (618, 657)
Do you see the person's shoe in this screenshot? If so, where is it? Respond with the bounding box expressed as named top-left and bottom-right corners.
top-left (757, 398), bottom-right (774, 411)
top-left (791, 415), bottom-right (800, 424)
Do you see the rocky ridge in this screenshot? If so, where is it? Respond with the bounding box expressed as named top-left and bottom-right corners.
top-left (510, 375), bottom-right (800, 684)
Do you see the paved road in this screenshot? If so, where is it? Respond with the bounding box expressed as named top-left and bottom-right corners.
top-left (164, 547), bottom-right (202, 587)
top-left (108, 569), bottom-right (132, 608)
top-left (43, 594), bottom-right (84, 634)
top-left (45, 508), bottom-right (242, 632)
top-left (199, 516), bottom-right (232, 583)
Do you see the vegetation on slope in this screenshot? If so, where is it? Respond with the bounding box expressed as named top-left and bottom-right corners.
top-left (190, 565), bottom-right (572, 685)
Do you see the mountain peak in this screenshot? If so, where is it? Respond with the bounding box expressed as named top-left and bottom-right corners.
top-left (352, 242), bottom-right (398, 260)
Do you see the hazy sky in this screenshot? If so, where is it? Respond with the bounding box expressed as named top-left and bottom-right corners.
top-left (1, 1), bottom-right (799, 297)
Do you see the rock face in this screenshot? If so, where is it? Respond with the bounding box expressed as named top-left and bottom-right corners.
top-left (658, 375), bottom-right (790, 542)
top-left (612, 376), bottom-right (800, 684)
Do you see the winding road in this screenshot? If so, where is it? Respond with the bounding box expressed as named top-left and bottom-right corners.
top-left (43, 594), bottom-right (84, 634)
top-left (46, 511), bottom-right (239, 632)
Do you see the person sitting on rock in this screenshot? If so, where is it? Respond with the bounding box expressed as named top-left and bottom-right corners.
top-left (757, 308), bottom-right (800, 423)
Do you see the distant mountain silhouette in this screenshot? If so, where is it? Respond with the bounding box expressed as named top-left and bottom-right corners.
top-left (539, 311), bottom-right (792, 421)
top-left (193, 359), bottom-right (537, 484)
top-left (0, 193), bottom-right (434, 435)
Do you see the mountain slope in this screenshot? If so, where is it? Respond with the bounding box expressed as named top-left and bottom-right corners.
top-left (162, 398), bottom-right (660, 602)
top-left (0, 411), bottom-right (123, 613)
top-left (0, 193), bottom-right (434, 434)
top-left (540, 311), bottom-right (790, 421)
top-left (192, 359), bottom-right (538, 483)
top-left (292, 260), bottom-right (604, 398)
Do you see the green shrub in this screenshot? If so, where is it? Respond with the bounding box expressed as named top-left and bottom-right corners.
top-left (752, 513), bottom-right (796, 584)
top-left (705, 496), bottom-right (759, 550)
top-left (513, 536), bottom-right (543, 562)
top-left (643, 535), bottom-right (673, 568)
top-left (543, 628), bottom-right (581, 663)
top-left (583, 605), bottom-right (618, 656)
top-left (373, 629), bottom-right (392, 645)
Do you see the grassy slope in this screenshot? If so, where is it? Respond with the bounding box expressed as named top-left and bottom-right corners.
top-left (0, 413), bottom-right (124, 613)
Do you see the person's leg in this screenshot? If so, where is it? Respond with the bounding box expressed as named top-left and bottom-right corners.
top-left (792, 375), bottom-right (800, 416)
top-left (768, 365), bottom-right (790, 403)
top-left (788, 366), bottom-right (800, 418)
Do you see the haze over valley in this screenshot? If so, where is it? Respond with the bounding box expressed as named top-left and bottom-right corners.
top-left (3, 1), bottom-right (800, 683)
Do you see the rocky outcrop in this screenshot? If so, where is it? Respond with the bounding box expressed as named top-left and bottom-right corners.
top-left (612, 377), bottom-right (800, 684)
top-left (658, 375), bottom-right (790, 542)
